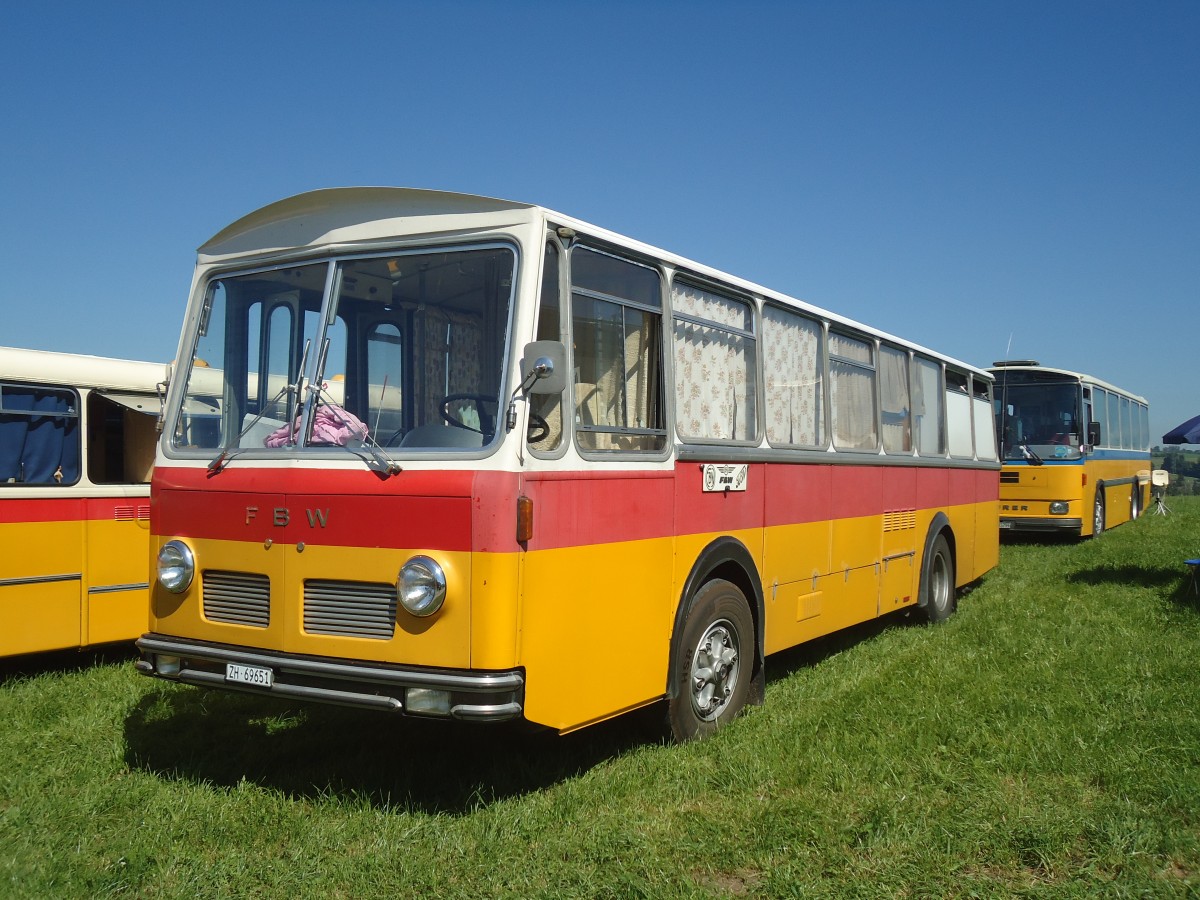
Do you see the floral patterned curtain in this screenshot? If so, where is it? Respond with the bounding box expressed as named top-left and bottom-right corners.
top-left (672, 282), bottom-right (755, 441)
top-left (763, 306), bottom-right (823, 447)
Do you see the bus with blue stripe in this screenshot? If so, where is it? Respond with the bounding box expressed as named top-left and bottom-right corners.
top-left (989, 361), bottom-right (1150, 537)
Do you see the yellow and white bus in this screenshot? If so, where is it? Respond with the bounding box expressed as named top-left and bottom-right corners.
top-left (1, 347), bottom-right (166, 655)
top-left (990, 361), bottom-right (1150, 536)
top-left (137, 188), bottom-right (999, 740)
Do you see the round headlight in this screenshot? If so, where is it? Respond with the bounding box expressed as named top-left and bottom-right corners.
top-left (157, 540), bottom-right (195, 594)
top-left (397, 555), bottom-right (446, 617)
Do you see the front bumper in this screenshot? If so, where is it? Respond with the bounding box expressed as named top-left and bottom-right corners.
top-left (999, 516), bottom-right (1083, 534)
top-left (135, 634), bottom-right (524, 722)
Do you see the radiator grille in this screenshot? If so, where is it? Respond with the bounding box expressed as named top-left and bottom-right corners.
top-left (304, 580), bottom-right (397, 640)
top-left (202, 570), bottom-right (270, 627)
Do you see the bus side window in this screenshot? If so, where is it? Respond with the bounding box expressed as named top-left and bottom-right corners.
top-left (829, 332), bottom-right (877, 451)
top-left (570, 246), bottom-right (666, 453)
top-left (913, 357), bottom-right (944, 456)
top-left (0, 384), bottom-right (80, 485)
top-left (880, 345), bottom-right (911, 454)
top-left (946, 370), bottom-right (973, 458)
top-left (671, 279), bottom-right (756, 442)
top-left (88, 392), bottom-right (157, 484)
top-left (529, 242), bottom-right (564, 453)
top-left (763, 305), bottom-right (824, 448)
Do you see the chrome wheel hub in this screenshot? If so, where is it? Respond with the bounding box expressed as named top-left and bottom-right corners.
top-left (690, 620), bottom-right (740, 721)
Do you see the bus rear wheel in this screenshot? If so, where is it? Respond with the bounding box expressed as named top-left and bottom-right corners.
top-left (918, 534), bottom-right (956, 624)
top-left (667, 579), bottom-right (753, 742)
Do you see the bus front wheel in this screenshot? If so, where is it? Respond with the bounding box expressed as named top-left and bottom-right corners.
top-left (918, 534), bottom-right (956, 624)
top-left (667, 579), bottom-right (753, 742)
top-left (1130, 482), bottom-right (1142, 521)
top-left (1092, 489), bottom-right (1106, 537)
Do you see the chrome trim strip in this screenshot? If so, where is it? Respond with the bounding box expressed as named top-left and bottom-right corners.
top-left (88, 581), bottom-right (150, 595)
top-left (0, 572), bottom-right (81, 588)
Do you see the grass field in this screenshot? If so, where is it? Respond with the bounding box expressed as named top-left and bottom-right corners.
top-left (3, 500), bottom-right (1200, 898)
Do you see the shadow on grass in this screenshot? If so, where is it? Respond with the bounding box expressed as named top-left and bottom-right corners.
top-left (123, 684), bottom-right (663, 815)
top-left (123, 608), bottom-right (927, 812)
top-left (0, 642), bottom-right (138, 686)
top-left (763, 607), bottom-right (913, 686)
top-left (1067, 564), bottom-right (1200, 613)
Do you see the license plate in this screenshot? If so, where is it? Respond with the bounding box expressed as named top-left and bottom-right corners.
top-left (226, 662), bottom-right (273, 688)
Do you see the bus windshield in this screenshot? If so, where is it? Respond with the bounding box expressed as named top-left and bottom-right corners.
top-left (171, 246), bottom-right (515, 455)
top-left (995, 381), bottom-right (1083, 461)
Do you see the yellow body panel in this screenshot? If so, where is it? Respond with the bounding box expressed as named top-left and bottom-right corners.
top-left (150, 538), bottom-right (475, 668)
top-left (1, 513), bottom-right (150, 655)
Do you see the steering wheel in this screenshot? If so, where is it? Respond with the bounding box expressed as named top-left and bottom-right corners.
top-left (440, 393), bottom-right (496, 435)
top-left (527, 412), bottom-right (550, 444)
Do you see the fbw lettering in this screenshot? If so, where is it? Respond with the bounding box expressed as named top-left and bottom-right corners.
top-left (245, 507), bottom-right (331, 527)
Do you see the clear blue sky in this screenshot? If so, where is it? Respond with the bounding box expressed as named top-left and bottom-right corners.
top-left (2, 2), bottom-right (1196, 444)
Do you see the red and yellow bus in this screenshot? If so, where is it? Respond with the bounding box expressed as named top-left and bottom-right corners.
top-left (1, 347), bottom-right (165, 655)
top-left (990, 361), bottom-right (1150, 537)
top-left (136, 188), bottom-right (998, 740)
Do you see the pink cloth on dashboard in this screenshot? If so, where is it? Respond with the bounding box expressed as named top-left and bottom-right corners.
top-left (264, 404), bottom-right (368, 448)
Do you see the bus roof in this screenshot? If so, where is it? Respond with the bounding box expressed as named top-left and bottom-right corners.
top-left (0, 346), bottom-right (168, 391)
top-left (988, 363), bottom-right (1147, 405)
top-left (199, 187), bottom-right (994, 379)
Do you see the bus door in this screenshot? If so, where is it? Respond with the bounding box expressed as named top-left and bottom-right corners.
top-left (0, 381), bottom-right (85, 654)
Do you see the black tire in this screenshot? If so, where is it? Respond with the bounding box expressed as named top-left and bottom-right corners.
top-left (667, 579), bottom-right (753, 742)
top-left (1092, 489), bottom-right (1106, 537)
top-left (1130, 482), bottom-right (1141, 522)
top-left (918, 534), bottom-right (956, 624)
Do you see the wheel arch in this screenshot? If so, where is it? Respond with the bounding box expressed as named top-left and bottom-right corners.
top-left (917, 512), bottom-right (956, 606)
top-left (667, 536), bottom-right (765, 700)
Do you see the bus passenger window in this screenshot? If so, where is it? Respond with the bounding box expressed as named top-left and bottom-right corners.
top-left (829, 333), bottom-right (877, 451)
top-left (672, 280), bottom-right (756, 442)
top-left (570, 247), bottom-right (666, 453)
top-left (913, 357), bottom-right (944, 456)
top-left (0, 384), bottom-right (80, 485)
top-left (763, 306), bottom-right (823, 448)
top-left (880, 346), bottom-right (911, 454)
top-left (946, 370), bottom-right (973, 458)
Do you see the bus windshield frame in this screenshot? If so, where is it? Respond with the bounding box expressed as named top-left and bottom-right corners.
top-left (168, 242), bottom-right (518, 462)
top-left (995, 379), bottom-right (1084, 462)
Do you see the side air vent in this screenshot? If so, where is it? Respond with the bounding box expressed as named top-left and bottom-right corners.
top-left (304, 580), bottom-right (397, 640)
top-left (203, 571), bottom-right (270, 627)
top-left (1000, 471), bottom-right (1020, 484)
top-left (882, 509), bottom-right (916, 532)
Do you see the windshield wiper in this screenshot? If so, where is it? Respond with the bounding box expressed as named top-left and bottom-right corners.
top-left (207, 383), bottom-right (295, 475)
top-left (1019, 443), bottom-right (1044, 466)
top-left (309, 382), bottom-right (401, 478)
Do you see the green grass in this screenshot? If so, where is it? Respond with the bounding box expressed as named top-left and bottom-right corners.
top-left (4, 501), bottom-right (1200, 898)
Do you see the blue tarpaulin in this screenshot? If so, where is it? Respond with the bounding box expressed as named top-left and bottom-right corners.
top-left (1163, 414), bottom-right (1200, 445)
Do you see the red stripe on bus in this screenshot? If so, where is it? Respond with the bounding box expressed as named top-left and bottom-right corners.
top-left (0, 496), bottom-right (150, 524)
top-left (151, 463), bottom-right (997, 554)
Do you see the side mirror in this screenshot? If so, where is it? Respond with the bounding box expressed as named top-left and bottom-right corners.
top-left (520, 341), bottom-right (567, 395)
top-left (1088, 421), bottom-right (1101, 446)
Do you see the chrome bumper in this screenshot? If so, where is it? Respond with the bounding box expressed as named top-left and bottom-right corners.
top-left (999, 516), bottom-right (1082, 533)
top-left (135, 634), bottom-right (524, 722)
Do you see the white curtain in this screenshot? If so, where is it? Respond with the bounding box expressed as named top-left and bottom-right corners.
top-left (672, 283), bottom-right (755, 441)
top-left (763, 306), bottom-right (822, 446)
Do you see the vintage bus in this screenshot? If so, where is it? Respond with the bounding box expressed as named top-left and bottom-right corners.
top-left (136, 188), bottom-right (999, 740)
top-left (1, 347), bottom-right (166, 655)
top-left (990, 361), bottom-right (1150, 537)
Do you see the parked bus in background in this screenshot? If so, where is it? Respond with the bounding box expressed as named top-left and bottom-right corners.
top-left (1, 347), bottom-right (166, 656)
top-left (990, 361), bottom-right (1150, 537)
top-left (136, 188), bottom-right (999, 741)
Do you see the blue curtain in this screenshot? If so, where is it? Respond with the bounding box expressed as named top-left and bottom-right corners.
top-left (0, 387), bottom-right (79, 484)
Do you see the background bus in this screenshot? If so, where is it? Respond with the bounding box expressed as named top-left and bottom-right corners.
top-left (137, 188), bottom-right (999, 741)
top-left (0, 347), bottom-right (166, 655)
top-left (990, 361), bottom-right (1150, 537)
